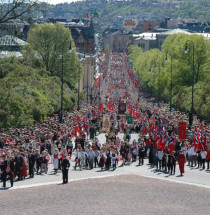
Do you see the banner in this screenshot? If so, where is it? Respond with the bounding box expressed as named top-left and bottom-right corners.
top-left (178, 121), bottom-right (187, 140)
top-left (118, 103), bottom-right (126, 115)
top-left (115, 91), bottom-right (120, 97)
top-left (127, 115), bottom-right (134, 125)
top-left (102, 114), bottom-right (111, 133)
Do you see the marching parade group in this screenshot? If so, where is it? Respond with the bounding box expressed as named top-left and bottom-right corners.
top-left (0, 52), bottom-right (210, 188)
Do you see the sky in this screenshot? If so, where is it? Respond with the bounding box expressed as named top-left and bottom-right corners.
top-left (42, 0), bottom-right (82, 5)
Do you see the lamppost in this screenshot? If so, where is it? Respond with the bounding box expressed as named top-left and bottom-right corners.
top-left (165, 54), bottom-right (173, 112)
top-left (184, 40), bottom-right (195, 128)
top-left (77, 63), bottom-right (80, 111)
top-left (158, 65), bottom-right (160, 108)
top-left (59, 53), bottom-right (64, 123)
top-left (86, 58), bottom-right (89, 104)
top-left (77, 53), bottom-right (85, 111)
top-left (99, 74), bottom-right (101, 103)
top-left (60, 42), bottom-right (72, 123)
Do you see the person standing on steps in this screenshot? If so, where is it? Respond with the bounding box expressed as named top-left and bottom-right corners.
top-left (61, 155), bottom-right (70, 184)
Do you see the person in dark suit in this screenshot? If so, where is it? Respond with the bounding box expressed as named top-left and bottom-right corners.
top-left (28, 150), bottom-right (36, 178)
top-left (2, 156), bottom-right (15, 188)
top-left (14, 152), bottom-right (23, 181)
top-left (138, 144), bottom-right (145, 166)
top-left (61, 155), bottom-right (70, 184)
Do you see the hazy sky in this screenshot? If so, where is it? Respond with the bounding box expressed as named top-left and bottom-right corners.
top-left (43, 0), bottom-right (81, 5)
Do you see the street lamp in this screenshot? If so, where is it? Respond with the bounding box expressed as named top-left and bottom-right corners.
top-left (158, 65), bottom-right (160, 108)
top-left (184, 40), bottom-right (195, 128)
top-left (60, 42), bottom-right (72, 123)
top-left (77, 53), bottom-right (86, 111)
top-left (59, 53), bottom-right (64, 123)
top-left (165, 54), bottom-right (173, 112)
top-left (87, 58), bottom-right (89, 104)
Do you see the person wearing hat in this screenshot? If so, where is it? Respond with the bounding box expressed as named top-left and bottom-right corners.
top-left (61, 155), bottom-right (70, 184)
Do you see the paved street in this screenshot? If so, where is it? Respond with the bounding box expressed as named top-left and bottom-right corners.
top-left (1, 133), bottom-right (209, 191)
top-left (1, 174), bottom-right (210, 215)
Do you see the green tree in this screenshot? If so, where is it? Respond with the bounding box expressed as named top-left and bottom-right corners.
top-left (128, 34), bottom-right (210, 120)
top-left (0, 60), bottom-right (76, 128)
top-left (26, 23), bottom-right (73, 76)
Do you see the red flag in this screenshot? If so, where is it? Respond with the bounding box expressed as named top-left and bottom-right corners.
top-left (6, 137), bottom-right (10, 143)
top-left (134, 80), bottom-right (139, 89)
top-left (169, 143), bottom-right (174, 155)
top-left (75, 125), bottom-right (79, 132)
top-left (99, 103), bottom-right (104, 111)
top-left (96, 76), bottom-right (100, 82)
top-left (76, 116), bottom-right (81, 122)
top-left (86, 12), bottom-right (91, 19)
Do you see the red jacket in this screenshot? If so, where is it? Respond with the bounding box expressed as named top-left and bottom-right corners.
top-left (206, 150), bottom-right (210, 160)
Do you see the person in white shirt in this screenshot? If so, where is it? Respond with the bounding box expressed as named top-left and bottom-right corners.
top-left (187, 146), bottom-right (192, 166)
top-left (201, 150), bottom-right (207, 169)
top-left (191, 146), bottom-right (197, 167)
top-left (74, 149), bottom-right (82, 170)
top-left (157, 149), bottom-right (163, 170)
top-left (111, 149), bottom-right (117, 170)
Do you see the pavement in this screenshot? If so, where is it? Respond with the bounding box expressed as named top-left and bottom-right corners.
top-left (0, 174), bottom-right (210, 215)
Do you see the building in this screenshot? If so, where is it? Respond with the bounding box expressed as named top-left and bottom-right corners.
top-left (103, 28), bottom-right (130, 52)
top-left (49, 19), bottom-right (95, 55)
top-left (132, 32), bottom-right (158, 52)
top-left (132, 28), bottom-right (210, 51)
top-left (0, 19), bottom-right (30, 39)
top-left (70, 21), bottom-right (95, 55)
top-left (79, 55), bottom-right (95, 94)
top-left (0, 35), bottom-right (27, 58)
top-left (140, 21), bottom-right (155, 32)
top-left (156, 28), bottom-right (191, 49)
top-left (159, 18), bottom-right (178, 29)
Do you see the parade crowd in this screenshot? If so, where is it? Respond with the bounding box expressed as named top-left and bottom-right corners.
top-left (0, 52), bottom-right (209, 188)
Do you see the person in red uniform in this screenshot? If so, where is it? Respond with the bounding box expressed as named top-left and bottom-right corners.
top-left (178, 150), bottom-right (186, 176)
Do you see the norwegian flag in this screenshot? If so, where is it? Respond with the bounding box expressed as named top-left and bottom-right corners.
top-left (168, 129), bottom-right (176, 155)
top-left (136, 101), bottom-right (140, 110)
top-left (200, 130), bottom-right (207, 152)
top-left (86, 12), bottom-right (91, 19)
top-left (76, 116), bottom-right (81, 122)
top-left (98, 103), bottom-right (104, 111)
top-left (6, 137), bottom-right (10, 143)
top-left (202, 131), bottom-right (207, 146)
top-left (168, 136), bottom-right (174, 155)
top-left (75, 124), bottom-right (79, 132)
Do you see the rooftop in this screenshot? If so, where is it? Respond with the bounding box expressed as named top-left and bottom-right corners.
top-left (133, 32), bottom-right (159, 40)
top-left (160, 28), bottom-right (191, 35)
top-left (0, 35), bottom-right (27, 46)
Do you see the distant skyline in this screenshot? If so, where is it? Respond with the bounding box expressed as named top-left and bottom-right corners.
top-left (42, 0), bottom-right (82, 5)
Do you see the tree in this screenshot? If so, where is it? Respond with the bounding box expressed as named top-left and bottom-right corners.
top-left (128, 34), bottom-right (210, 120)
top-left (0, 0), bottom-right (38, 24)
top-left (26, 23), bottom-right (73, 76)
top-left (0, 59), bottom-right (75, 128)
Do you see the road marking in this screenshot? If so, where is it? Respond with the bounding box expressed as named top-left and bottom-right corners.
top-left (1, 172), bottom-right (209, 191)
top-left (2, 173), bottom-right (126, 191)
top-left (133, 173), bottom-right (210, 189)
